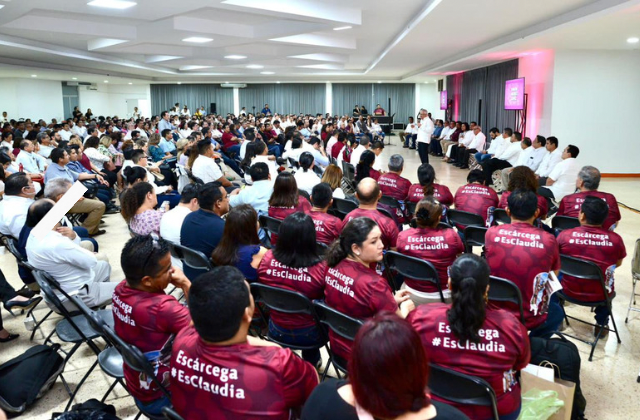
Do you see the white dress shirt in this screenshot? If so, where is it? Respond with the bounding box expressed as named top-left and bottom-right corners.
top-left (460, 131), bottom-right (475, 147)
top-left (527, 147), bottom-right (548, 172)
top-left (405, 122), bottom-right (417, 134)
top-left (416, 118), bottom-right (434, 144)
top-left (515, 146), bottom-right (533, 167)
top-left (72, 125), bottom-right (87, 139)
top-left (294, 169), bottom-right (321, 195)
top-left (486, 136), bottom-right (506, 156)
top-left (192, 155), bottom-right (223, 184)
top-left (535, 148), bottom-right (563, 178)
top-left (326, 136), bottom-right (339, 157)
top-left (0, 195), bottom-right (34, 238)
top-left (543, 158), bottom-right (580, 200)
top-left (496, 141), bottom-right (522, 166)
top-left (229, 179), bottom-right (274, 214)
top-left (59, 129), bottom-right (72, 141)
top-left (468, 132), bottom-right (486, 151)
top-left (160, 205), bottom-right (192, 270)
top-left (437, 126), bottom-right (451, 140)
top-left (350, 145), bottom-right (368, 166)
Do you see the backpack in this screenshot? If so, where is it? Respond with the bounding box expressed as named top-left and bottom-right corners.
top-left (53, 398), bottom-right (121, 420)
top-left (529, 332), bottom-right (586, 419)
top-left (0, 344), bottom-right (65, 417)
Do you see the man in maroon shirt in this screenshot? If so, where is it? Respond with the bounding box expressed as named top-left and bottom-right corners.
top-left (342, 178), bottom-right (399, 249)
top-left (221, 123), bottom-right (241, 156)
top-left (330, 132), bottom-right (347, 160)
top-left (557, 165), bottom-right (621, 230)
top-left (485, 190), bottom-right (563, 338)
top-left (113, 235), bottom-right (192, 417)
top-left (557, 196), bottom-right (626, 337)
top-left (309, 183), bottom-right (342, 245)
top-left (454, 169), bottom-right (499, 226)
top-left (378, 154), bottom-right (412, 201)
top-left (171, 266), bottom-right (318, 420)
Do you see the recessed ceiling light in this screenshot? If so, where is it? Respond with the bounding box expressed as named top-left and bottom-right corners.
top-left (333, 26), bottom-right (352, 31)
top-left (72, 77), bottom-right (78, 80)
top-left (260, 71), bottom-right (275, 75)
top-left (87, 0), bottom-right (137, 9)
top-left (0, 6), bottom-right (4, 10)
top-left (627, 37), bottom-right (639, 44)
top-left (377, 81), bottom-right (381, 84)
top-left (225, 81), bottom-right (229, 83)
top-left (276, 81), bottom-right (281, 84)
top-left (246, 64), bottom-right (264, 69)
top-left (225, 55), bottom-right (247, 59)
top-left (128, 82), bottom-right (133, 85)
top-left (182, 37), bottom-right (213, 43)
top-left (177, 82), bottom-right (182, 85)
top-left (104, 80), bottom-right (109, 83)
top-left (31, 75), bottom-right (37, 78)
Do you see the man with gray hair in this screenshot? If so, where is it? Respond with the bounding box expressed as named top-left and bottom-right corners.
top-left (45, 177), bottom-right (106, 237)
top-left (36, 132), bottom-right (56, 159)
top-left (349, 135), bottom-right (370, 166)
top-left (556, 166), bottom-right (621, 230)
top-left (378, 154), bottom-right (411, 201)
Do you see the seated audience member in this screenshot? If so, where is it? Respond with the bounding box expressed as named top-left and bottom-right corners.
top-left (325, 131), bottom-right (339, 156)
top-left (122, 165), bottom-right (148, 187)
top-left (159, 129), bottom-right (177, 156)
top-left (15, 140), bottom-right (45, 178)
top-left (36, 132), bottom-right (56, 159)
top-left (498, 166), bottom-right (549, 220)
top-left (437, 121), bottom-right (459, 157)
top-left (485, 190), bottom-right (562, 338)
top-left (453, 169), bottom-right (499, 225)
top-left (444, 122), bottom-right (472, 164)
top-left (26, 199), bottom-right (113, 312)
top-left (211, 204), bottom-right (268, 283)
top-left (454, 125), bottom-right (486, 169)
top-left (349, 136), bottom-right (370, 166)
top-left (192, 139), bottom-right (236, 191)
top-left (309, 183), bottom-right (342, 245)
top-left (354, 150), bottom-right (380, 184)
top-left (122, 182), bottom-right (169, 236)
top-left (557, 166), bottom-right (620, 230)
top-left (407, 163), bottom-right (454, 207)
top-left (308, 137), bottom-right (329, 169)
top-left (400, 117), bottom-right (417, 149)
top-left (321, 164), bottom-right (346, 199)
top-left (557, 196), bottom-right (626, 337)
top-left (57, 145), bottom-right (115, 209)
top-left (170, 266), bottom-right (318, 419)
top-left (330, 132), bottom-right (348, 160)
top-left (180, 182), bottom-right (228, 279)
top-left (342, 178), bottom-right (399, 250)
top-left (538, 145), bottom-right (581, 208)
top-left (160, 184), bottom-right (200, 268)
top-left (84, 136), bottom-right (116, 186)
top-left (324, 218), bottom-right (413, 362)
top-left (0, 172), bottom-right (36, 238)
top-left (294, 152), bottom-right (321, 195)
top-left (268, 172), bottom-right (312, 242)
top-left (408, 254), bottom-right (530, 420)
top-left (241, 140), bottom-right (278, 184)
top-left (113, 235), bottom-right (192, 416)
top-left (377, 154), bottom-right (411, 201)
top-left (474, 127), bottom-right (504, 164)
top-left (535, 136), bottom-right (562, 186)
top-left (130, 149), bottom-right (181, 208)
top-left (481, 131), bottom-right (522, 185)
top-left (396, 197), bottom-right (464, 304)
top-left (229, 162), bottom-right (273, 214)
top-left (302, 313), bottom-right (468, 420)
top-left (257, 212), bottom-right (327, 365)
top-left (500, 136), bottom-right (540, 187)
top-left (282, 137), bottom-right (306, 164)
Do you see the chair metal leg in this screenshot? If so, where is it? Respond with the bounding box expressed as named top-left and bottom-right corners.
top-left (626, 277), bottom-right (637, 323)
top-left (29, 309), bottom-right (54, 341)
top-left (100, 378), bottom-right (122, 403)
top-left (64, 358), bottom-right (99, 411)
top-left (610, 310), bottom-right (622, 344)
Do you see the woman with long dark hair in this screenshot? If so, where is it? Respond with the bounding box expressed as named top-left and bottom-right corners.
top-left (211, 204), bottom-right (267, 282)
top-left (354, 150), bottom-right (380, 184)
top-left (267, 171), bottom-right (312, 243)
top-left (408, 254), bottom-right (530, 420)
top-left (121, 182), bottom-right (168, 236)
top-left (257, 212), bottom-right (326, 365)
top-left (407, 163), bottom-right (454, 207)
top-left (324, 217), bottom-right (413, 362)
top-left (302, 313), bottom-right (467, 420)
top-left (498, 165), bottom-right (548, 219)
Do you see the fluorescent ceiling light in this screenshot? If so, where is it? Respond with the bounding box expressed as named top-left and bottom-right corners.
top-left (182, 37), bottom-right (213, 43)
top-left (276, 81), bottom-right (281, 84)
top-left (627, 37), bottom-right (639, 44)
top-left (377, 81), bottom-right (381, 83)
top-left (31, 75), bottom-right (37, 77)
top-left (177, 82), bottom-right (182, 85)
top-left (260, 71), bottom-right (275, 75)
top-left (225, 55), bottom-right (247, 59)
top-left (87, 0), bottom-right (137, 9)
top-left (128, 82), bottom-right (133, 85)
top-left (246, 64), bottom-right (264, 69)
top-left (180, 65), bottom-right (213, 71)
top-left (333, 26), bottom-right (352, 31)
top-left (104, 80), bottom-right (109, 83)
top-left (72, 77), bottom-right (78, 80)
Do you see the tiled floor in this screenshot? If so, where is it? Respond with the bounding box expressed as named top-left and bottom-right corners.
top-left (1, 134), bottom-right (639, 419)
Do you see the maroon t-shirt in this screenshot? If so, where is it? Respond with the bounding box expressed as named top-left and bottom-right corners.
top-left (557, 226), bottom-right (626, 301)
top-left (257, 251), bottom-right (326, 329)
top-left (557, 191), bottom-right (621, 230)
top-left (324, 259), bottom-right (397, 360)
top-left (485, 223), bottom-right (560, 329)
top-left (112, 281), bottom-right (191, 403)
top-left (407, 183), bottom-right (454, 207)
top-left (330, 142), bottom-right (344, 159)
top-left (454, 183), bottom-right (499, 225)
top-left (342, 209), bottom-right (399, 249)
top-left (170, 328), bottom-right (318, 420)
top-left (221, 131), bottom-right (237, 150)
top-left (499, 191), bottom-right (549, 219)
top-left (309, 210), bottom-right (342, 245)
top-left (396, 227), bottom-right (464, 292)
top-left (408, 304), bottom-right (530, 419)
top-left (378, 173), bottom-right (411, 201)
top-left (268, 198), bottom-right (312, 244)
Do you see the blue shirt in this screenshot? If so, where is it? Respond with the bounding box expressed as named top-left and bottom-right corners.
top-left (432, 126), bottom-right (443, 138)
top-left (158, 119), bottom-right (175, 133)
top-left (180, 209), bottom-right (225, 280)
top-left (159, 138), bottom-right (176, 153)
top-left (261, 108), bottom-right (271, 115)
top-left (44, 163), bottom-right (80, 184)
top-left (68, 161), bottom-right (92, 174)
top-left (149, 145), bottom-right (165, 162)
top-left (300, 128), bottom-right (312, 138)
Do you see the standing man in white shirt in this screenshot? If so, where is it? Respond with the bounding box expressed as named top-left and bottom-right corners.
top-left (350, 136), bottom-right (370, 166)
top-left (535, 136), bottom-right (563, 186)
top-left (481, 131), bottom-right (523, 186)
top-left (416, 109), bottom-right (434, 164)
top-left (538, 145), bottom-right (581, 209)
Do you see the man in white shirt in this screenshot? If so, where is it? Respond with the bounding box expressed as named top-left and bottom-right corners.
top-left (416, 109), bottom-right (434, 164)
top-left (535, 136), bottom-right (563, 186)
top-left (501, 135), bottom-right (547, 187)
top-left (192, 139), bottom-right (236, 191)
top-left (58, 123), bottom-right (73, 142)
top-left (455, 126), bottom-right (486, 168)
top-left (538, 145), bottom-right (581, 207)
top-left (15, 140), bottom-right (45, 175)
top-left (0, 173), bottom-right (36, 238)
top-left (437, 120), bottom-right (458, 157)
top-left (160, 184), bottom-right (200, 269)
top-left (500, 137), bottom-right (533, 187)
top-left (481, 131), bottom-right (522, 186)
top-left (475, 127), bottom-right (507, 165)
top-left (350, 136), bottom-right (370, 166)
top-left (229, 163), bottom-right (273, 214)
top-left (36, 132), bottom-right (55, 159)
top-left (26, 199), bottom-right (113, 312)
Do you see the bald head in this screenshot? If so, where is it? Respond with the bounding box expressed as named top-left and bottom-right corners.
top-left (356, 178), bottom-right (381, 205)
top-left (26, 199), bottom-right (56, 228)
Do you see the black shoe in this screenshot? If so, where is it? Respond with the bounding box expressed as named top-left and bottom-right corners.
top-left (16, 288), bottom-right (36, 299)
top-left (402, 145), bottom-right (409, 148)
top-left (459, 165), bottom-right (469, 169)
top-left (409, 147), bottom-right (416, 150)
top-left (0, 333), bottom-right (19, 343)
top-left (4, 296), bottom-right (42, 313)
top-left (89, 229), bottom-right (106, 237)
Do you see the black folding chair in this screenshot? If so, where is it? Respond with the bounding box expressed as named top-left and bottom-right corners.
top-left (313, 300), bottom-right (363, 377)
top-left (168, 242), bottom-right (213, 272)
top-left (552, 215), bottom-right (580, 232)
top-left (557, 254), bottom-right (621, 361)
top-left (341, 161), bottom-right (356, 192)
top-left (250, 284), bottom-right (331, 377)
top-left (428, 364), bottom-right (499, 420)
top-left (298, 189), bottom-right (311, 201)
top-left (163, 407), bottom-right (186, 420)
top-left (332, 197), bottom-right (358, 220)
top-left (379, 195), bottom-right (402, 211)
top-left (377, 206), bottom-right (395, 221)
top-left (488, 276), bottom-right (525, 325)
top-left (384, 251), bottom-right (444, 302)
top-left (463, 226), bottom-right (488, 254)
top-left (447, 209), bottom-right (486, 230)
top-left (405, 201), bottom-right (417, 216)
top-left (259, 214), bottom-right (283, 239)
top-left (492, 208), bottom-right (511, 225)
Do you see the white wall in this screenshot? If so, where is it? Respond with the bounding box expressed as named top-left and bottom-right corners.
top-left (416, 82), bottom-right (445, 121)
top-left (78, 84), bottom-right (151, 118)
top-left (551, 50), bottom-right (640, 174)
top-left (0, 78), bottom-right (64, 121)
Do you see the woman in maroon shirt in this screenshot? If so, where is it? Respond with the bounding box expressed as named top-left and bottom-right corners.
top-left (354, 150), bottom-right (380, 184)
top-left (498, 166), bottom-right (548, 220)
top-left (407, 163), bottom-right (454, 207)
top-left (324, 217), bottom-right (413, 362)
top-left (268, 172), bottom-right (312, 244)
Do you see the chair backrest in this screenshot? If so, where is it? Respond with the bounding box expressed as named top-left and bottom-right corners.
top-left (168, 242), bottom-right (213, 271)
top-left (313, 300), bottom-right (363, 342)
top-left (384, 251), bottom-right (442, 298)
top-left (1, 235), bottom-right (25, 262)
top-left (552, 216), bottom-right (580, 231)
top-left (447, 209), bottom-right (486, 228)
top-left (376, 206), bottom-right (395, 220)
top-left (342, 161), bottom-right (356, 182)
top-left (492, 208), bottom-right (511, 225)
top-left (32, 270), bottom-right (75, 317)
top-left (428, 364), bottom-right (499, 420)
top-left (68, 294), bottom-right (115, 344)
top-left (333, 197), bottom-right (358, 216)
top-left (379, 195), bottom-right (401, 209)
top-left (488, 276), bottom-right (525, 324)
top-left (632, 238), bottom-right (640, 280)
top-left (298, 189), bottom-right (311, 201)
top-left (438, 221), bottom-right (453, 229)
top-left (251, 283), bottom-right (315, 317)
top-left (559, 255), bottom-right (607, 297)
top-left (405, 201), bottom-right (416, 216)
top-left (162, 407), bottom-right (185, 420)
top-left (259, 214), bottom-right (282, 237)
top-left (464, 226), bottom-right (488, 248)
top-left (288, 157), bottom-right (299, 169)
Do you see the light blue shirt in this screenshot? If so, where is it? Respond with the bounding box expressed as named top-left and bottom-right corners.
top-left (16, 151), bottom-right (42, 173)
top-left (44, 163), bottom-right (80, 184)
top-left (310, 148), bottom-right (329, 168)
top-left (159, 138), bottom-right (176, 153)
top-left (158, 119), bottom-right (175, 133)
top-left (229, 180), bottom-right (274, 214)
top-left (300, 128), bottom-right (312, 138)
